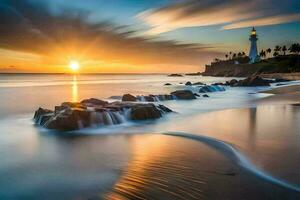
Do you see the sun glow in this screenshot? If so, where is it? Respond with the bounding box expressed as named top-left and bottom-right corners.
top-left (69, 61), bottom-right (80, 72)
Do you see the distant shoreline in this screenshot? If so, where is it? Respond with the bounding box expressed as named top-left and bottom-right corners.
top-left (0, 72), bottom-right (169, 75)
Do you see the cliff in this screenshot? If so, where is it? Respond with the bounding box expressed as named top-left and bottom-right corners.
top-left (202, 55), bottom-right (300, 77)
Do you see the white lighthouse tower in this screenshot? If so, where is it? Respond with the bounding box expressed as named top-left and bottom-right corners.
top-left (248, 27), bottom-right (259, 63)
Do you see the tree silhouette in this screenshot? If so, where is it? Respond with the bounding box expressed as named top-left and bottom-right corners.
top-left (289, 43), bottom-right (300, 54)
top-left (259, 50), bottom-right (266, 59)
top-left (274, 46), bottom-right (281, 54)
top-left (266, 48), bottom-right (272, 57)
top-left (282, 45), bottom-right (287, 55)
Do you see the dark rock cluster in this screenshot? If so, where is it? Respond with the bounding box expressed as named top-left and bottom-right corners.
top-left (34, 99), bottom-right (173, 131)
top-left (168, 73), bottom-right (183, 77)
top-left (213, 76), bottom-right (290, 87)
top-left (122, 90), bottom-right (198, 102)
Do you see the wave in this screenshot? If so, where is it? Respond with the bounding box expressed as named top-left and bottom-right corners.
top-left (164, 132), bottom-right (300, 193)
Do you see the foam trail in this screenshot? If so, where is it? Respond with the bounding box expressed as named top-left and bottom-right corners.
top-left (164, 132), bottom-right (300, 193)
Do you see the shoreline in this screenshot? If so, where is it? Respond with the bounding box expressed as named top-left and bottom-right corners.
top-left (257, 84), bottom-right (300, 104)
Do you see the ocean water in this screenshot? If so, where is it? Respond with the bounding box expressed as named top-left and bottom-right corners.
top-left (0, 74), bottom-right (300, 199)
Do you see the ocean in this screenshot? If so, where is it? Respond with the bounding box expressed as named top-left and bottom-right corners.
top-left (0, 74), bottom-right (300, 199)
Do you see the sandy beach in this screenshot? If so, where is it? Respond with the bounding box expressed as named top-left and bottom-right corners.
top-left (258, 84), bottom-right (300, 104)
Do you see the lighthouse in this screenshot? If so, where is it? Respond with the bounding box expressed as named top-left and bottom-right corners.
top-left (248, 27), bottom-right (259, 63)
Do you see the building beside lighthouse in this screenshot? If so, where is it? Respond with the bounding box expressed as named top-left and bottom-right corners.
top-left (249, 27), bottom-right (259, 63)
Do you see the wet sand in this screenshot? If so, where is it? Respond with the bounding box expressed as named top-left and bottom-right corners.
top-left (258, 84), bottom-right (300, 104)
top-left (261, 73), bottom-right (300, 81)
top-left (104, 134), bottom-right (300, 200)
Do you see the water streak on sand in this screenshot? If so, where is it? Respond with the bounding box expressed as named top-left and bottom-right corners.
top-left (164, 132), bottom-right (300, 193)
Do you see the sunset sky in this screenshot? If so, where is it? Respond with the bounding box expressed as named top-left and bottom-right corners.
top-left (0, 0), bottom-right (300, 73)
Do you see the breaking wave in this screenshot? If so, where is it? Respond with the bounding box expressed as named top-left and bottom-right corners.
top-left (164, 132), bottom-right (300, 193)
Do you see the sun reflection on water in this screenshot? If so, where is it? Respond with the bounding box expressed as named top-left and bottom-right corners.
top-left (72, 75), bottom-right (78, 102)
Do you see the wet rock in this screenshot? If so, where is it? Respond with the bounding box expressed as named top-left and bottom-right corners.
top-left (233, 76), bottom-right (270, 87)
top-left (34, 100), bottom-right (173, 131)
top-left (157, 104), bottom-right (173, 113)
top-left (164, 83), bottom-right (172, 85)
top-left (203, 94), bottom-right (209, 97)
top-left (130, 104), bottom-right (162, 120)
top-left (171, 90), bottom-right (196, 100)
top-left (61, 102), bottom-right (86, 109)
top-left (185, 81), bottom-right (192, 86)
top-left (157, 94), bottom-right (174, 101)
top-left (212, 82), bottom-right (224, 86)
top-left (81, 98), bottom-right (108, 106)
top-left (109, 95), bottom-right (122, 100)
top-left (275, 78), bottom-right (290, 82)
top-left (193, 82), bottom-right (205, 85)
top-left (168, 73), bottom-right (183, 77)
top-left (199, 85), bottom-right (225, 93)
top-left (34, 107), bottom-right (54, 125)
top-left (275, 83), bottom-right (287, 86)
top-left (145, 95), bottom-right (155, 102)
top-left (122, 94), bottom-right (137, 102)
top-left (229, 79), bottom-right (238, 86)
top-left (194, 93), bottom-right (200, 97)
top-left (44, 108), bottom-right (92, 131)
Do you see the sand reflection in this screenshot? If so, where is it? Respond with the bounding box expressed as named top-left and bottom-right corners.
top-left (104, 134), bottom-right (236, 200)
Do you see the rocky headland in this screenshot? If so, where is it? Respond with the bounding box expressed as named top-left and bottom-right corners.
top-left (202, 55), bottom-right (300, 78)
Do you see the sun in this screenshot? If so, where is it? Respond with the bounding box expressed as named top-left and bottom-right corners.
top-left (69, 61), bottom-right (80, 72)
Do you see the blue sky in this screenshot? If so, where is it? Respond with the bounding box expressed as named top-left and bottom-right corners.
top-left (41, 0), bottom-right (300, 53)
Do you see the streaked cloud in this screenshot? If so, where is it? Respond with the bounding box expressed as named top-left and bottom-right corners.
top-left (138, 0), bottom-right (300, 34)
top-left (223, 13), bottom-right (300, 29)
top-left (0, 0), bottom-right (221, 73)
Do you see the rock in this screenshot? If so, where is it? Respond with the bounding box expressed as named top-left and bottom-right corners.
top-left (203, 94), bottom-right (209, 97)
top-left (164, 83), bottom-right (172, 85)
top-left (44, 108), bottom-right (91, 131)
top-left (122, 94), bottom-right (137, 102)
top-left (212, 82), bottom-right (224, 86)
top-left (168, 73), bottom-right (183, 77)
top-left (130, 104), bottom-right (162, 120)
top-left (34, 107), bottom-right (54, 125)
top-left (185, 72), bottom-right (202, 76)
top-left (81, 98), bottom-right (108, 106)
top-left (229, 79), bottom-right (238, 86)
top-left (199, 85), bottom-right (225, 93)
top-left (194, 93), bottom-right (200, 97)
top-left (157, 104), bottom-right (173, 113)
top-left (275, 83), bottom-right (287, 86)
top-left (233, 76), bottom-right (270, 87)
top-left (171, 90), bottom-right (196, 100)
top-left (145, 95), bottom-right (155, 102)
top-left (158, 94), bottom-right (174, 101)
top-left (185, 81), bottom-right (192, 86)
top-left (34, 100), bottom-right (173, 131)
top-left (193, 82), bottom-right (205, 85)
top-left (109, 95), bottom-right (122, 100)
top-left (275, 78), bottom-right (290, 82)
top-left (61, 102), bottom-right (84, 108)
